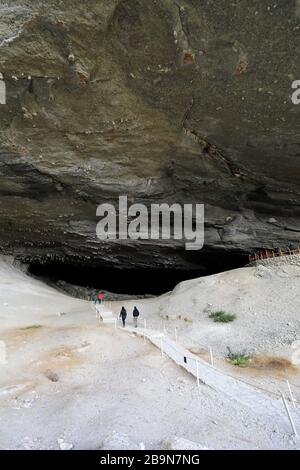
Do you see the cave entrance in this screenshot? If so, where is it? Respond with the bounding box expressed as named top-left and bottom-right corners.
top-left (28, 263), bottom-right (205, 296)
top-left (27, 250), bottom-right (247, 296)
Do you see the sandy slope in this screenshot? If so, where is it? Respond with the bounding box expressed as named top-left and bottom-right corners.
top-left (112, 264), bottom-right (300, 358)
top-left (0, 258), bottom-right (300, 450)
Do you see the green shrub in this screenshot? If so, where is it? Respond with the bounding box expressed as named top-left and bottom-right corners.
top-left (20, 324), bottom-right (43, 330)
top-left (227, 347), bottom-right (251, 367)
top-left (208, 310), bottom-right (236, 323)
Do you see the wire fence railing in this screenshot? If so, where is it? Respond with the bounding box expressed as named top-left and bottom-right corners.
top-left (248, 247), bottom-right (300, 263)
top-left (152, 327), bottom-right (300, 402)
top-left (143, 327), bottom-right (300, 438)
top-left (92, 303), bottom-right (300, 437)
top-left (95, 302), bottom-right (300, 397)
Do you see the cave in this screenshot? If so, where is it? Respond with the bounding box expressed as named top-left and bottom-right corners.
top-left (1, 0), bottom-right (300, 454)
top-left (27, 249), bottom-right (248, 296)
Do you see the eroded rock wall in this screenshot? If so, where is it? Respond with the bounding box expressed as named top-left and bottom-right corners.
top-left (0, 0), bottom-right (299, 270)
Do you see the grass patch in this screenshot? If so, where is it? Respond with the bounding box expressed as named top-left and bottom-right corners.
top-left (208, 311), bottom-right (236, 323)
top-left (227, 347), bottom-right (251, 367)
top-left (20, 324), bottom-right (43, 330)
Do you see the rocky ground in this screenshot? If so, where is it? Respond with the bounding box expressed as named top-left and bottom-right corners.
top-left (0, 257), bottom-right (300, 450)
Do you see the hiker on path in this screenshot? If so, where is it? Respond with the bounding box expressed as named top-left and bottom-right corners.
top-left (120, 306), bottom-right (127, 328)
top-left (133, 306), bottom-right (140, 328)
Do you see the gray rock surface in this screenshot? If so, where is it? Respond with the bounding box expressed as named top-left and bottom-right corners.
top-left (0, 1), bottom-right (299, 271)
top-left (161, 437), bottom-right (211, 450)
top-left (101, 431), bottom-right (139, 450)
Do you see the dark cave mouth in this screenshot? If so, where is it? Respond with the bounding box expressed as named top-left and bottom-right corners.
top-left (27, 250), bottom-right (248, 296)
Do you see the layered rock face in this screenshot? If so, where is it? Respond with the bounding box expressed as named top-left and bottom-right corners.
top-left (0, 0), bottom-right (299, 272)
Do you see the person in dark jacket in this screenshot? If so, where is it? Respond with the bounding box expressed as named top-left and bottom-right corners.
top-left (133, 306), bottom-right (140, 328)
top-left (120, 307), bottom-right (127, 328)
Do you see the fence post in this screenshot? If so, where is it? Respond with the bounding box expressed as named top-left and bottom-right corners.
top-left (209, 347), bottom-right (214, 366)
top-left (286, 380), bottom-right (296, 409)
top-left (160, 338), bottom-right (164, 357)
top-left (281, 393), bottom-right (298, 437)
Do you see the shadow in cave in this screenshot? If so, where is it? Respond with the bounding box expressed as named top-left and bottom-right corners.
top-left (27, 250), bottom-right (248, 296)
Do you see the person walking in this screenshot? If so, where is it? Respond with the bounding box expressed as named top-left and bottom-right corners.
top-left (120, 306), bottom-right (127, 328)
top-left (133, 306), bottom-right (140, 328)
